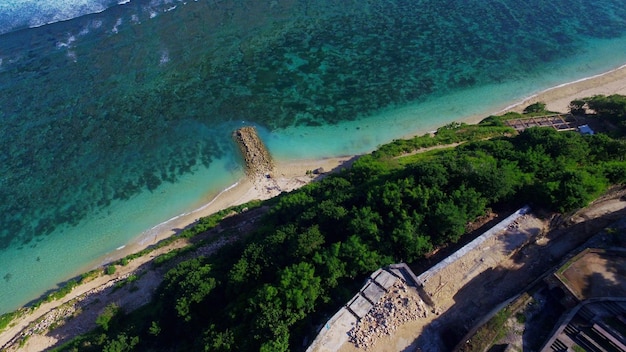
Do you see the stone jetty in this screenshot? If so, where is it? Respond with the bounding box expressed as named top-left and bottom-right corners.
top-left (232, 126), bottom-right (274, 178)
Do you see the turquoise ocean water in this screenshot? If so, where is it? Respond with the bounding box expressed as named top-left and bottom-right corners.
top-left (1, 0), bottom-right (626, 314)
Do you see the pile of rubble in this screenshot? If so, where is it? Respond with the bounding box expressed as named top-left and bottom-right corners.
top-left (348, 281), bottom-right (428, 349)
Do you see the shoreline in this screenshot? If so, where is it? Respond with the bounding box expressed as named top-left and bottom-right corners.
top-left (3, 62), bottom-right (626, 351)
top-left (59, 60), bottom-right (626, 284)
top-left (59, 61), bottom-right (626, 273)
top-left (501, 62), bottom-right (626, 114)
top-left (108, 156), bottom-right (359, 264)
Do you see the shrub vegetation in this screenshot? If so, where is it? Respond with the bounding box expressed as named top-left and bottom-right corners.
top-left (52, 98), bottom-right (626, 351)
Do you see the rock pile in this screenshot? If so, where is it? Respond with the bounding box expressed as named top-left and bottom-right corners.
top-left (3, 279), bottom-right (118, 351)
top-left (348, 281), bottom-right (428, 349)
top-left (233, 126), bottom-right (274, 178)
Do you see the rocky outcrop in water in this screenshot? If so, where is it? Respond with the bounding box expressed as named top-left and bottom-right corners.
top-left (233, 126), bottom-right (274, 178)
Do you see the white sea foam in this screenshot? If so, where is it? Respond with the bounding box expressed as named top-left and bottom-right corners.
top-left (0, 0), bottom-right (179, 35)
top-left (56, 35), bottom-right (76, 49)
top-left (193, 181), bottom-right (240, 213)
top-left (135, 180), bottom-right (241, 246)
top-left (0, 0), bottom-right (113, 34)
top-left (159, 49), bottom-right (170, 65)
top-left (67, 50), bottom-right (78, 62)
top-left (111, 17), bottom-right (122, 33)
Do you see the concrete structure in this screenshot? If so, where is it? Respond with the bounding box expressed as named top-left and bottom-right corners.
top-left (505, 114), bottom-right (580, 132)
top-left (416, 206), bottom-right (531, 285)
top-left (541, 248), bottom-right (626, 351)
top-left (306, 266), bottom-right (416, 352)
top-left (307, 206), bottom-right (532, 352)
top-left (541, 299), bottom-right (626, 352)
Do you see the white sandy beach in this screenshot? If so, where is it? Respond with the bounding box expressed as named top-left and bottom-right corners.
top-left (111, 156), bottom-right (358, 262)
top-left (3, 63), bottom-right (626, 351)
top-left (506, 63), bottom-right (626, 113)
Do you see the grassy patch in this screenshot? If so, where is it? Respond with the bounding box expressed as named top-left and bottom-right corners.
top-left (153, 250), bottom-right (182, 267)
top-left (41, 279), bottom-right (81, 304)
top-left (114, 273), bottom-right (142, 291)
top-left (373, 121), bottom-right (514, 160)
top-left (81, 269), bottom-right (102, 283)
top-left (0, 310), bottom-right (20, 332)
top-left (396, 147), bottom-right (452, 166)
top-left (464, 308), bottom-right (513, 351)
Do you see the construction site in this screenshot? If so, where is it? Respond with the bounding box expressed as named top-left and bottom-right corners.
top-left (307, 188), bottom-right (626, 352)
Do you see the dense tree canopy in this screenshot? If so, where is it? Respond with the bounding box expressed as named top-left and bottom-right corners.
top-left (573, 94), bottom-right (626, 133)
top-left (54, 100), bottom-right (626, 352)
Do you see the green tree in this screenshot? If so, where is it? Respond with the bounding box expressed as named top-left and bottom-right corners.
top-left (102, 333), bottom-right (139, 352)
top-left (390, 211), bottom-right (431, 261)
top-left (229, 242), bottom-right (269, 284)
top-left (259, 325), bottom-right (290, 352)
top-left (349, 206), bottom-right (382, 242)
top-left (551, 170), bottom-right (607, 212)
top-left (278, 262), bottom-right (322, 323)
top-left (569, 99), bottom-right (586, 115)
top-left (96, 303), bottom-right (121, 332)
top-left (349, 154), bottom-right (389, 183)
top-left (291, 225), bottom-right (325, 259)
top-left (316, 199), bottom-right (348, 222)
top-left (161, 258), bottom-right (217, 321)
top-left (148, 321), bottom-right (161, 336)
top-left (204, 325), bottom-right (235, 352)
top-left (341, 235), bottom-right (390, 277)
top-left (430, 200), bottom-right (467, 244)
top-left (585, 94), bottom-right (626, 122)
top-left (523, 102), bottom-right (547, 114)
top-left (312, 243), bottom-right (347, 289)
top-left (248, 263), bottom-right (321, 349)
top-left (602, 161), bottom-right (626, 183)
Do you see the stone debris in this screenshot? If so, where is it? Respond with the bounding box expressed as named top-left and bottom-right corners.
top-left (507, 215), bottom-right (528, 230)
top-left (347, 281), bottom-right (428, 350)
top-left (3, 278), bottom-right (119, 351)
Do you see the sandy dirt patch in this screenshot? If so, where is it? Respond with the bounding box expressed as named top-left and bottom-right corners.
top-left (560, 250), bottom-right (626, 300)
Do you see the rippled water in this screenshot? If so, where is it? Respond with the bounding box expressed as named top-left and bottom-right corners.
top-left (1, 0), bottom-right (626, 314)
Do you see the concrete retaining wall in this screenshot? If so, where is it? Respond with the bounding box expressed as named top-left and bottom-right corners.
top-left (416, 205), bottom-right (531, 285)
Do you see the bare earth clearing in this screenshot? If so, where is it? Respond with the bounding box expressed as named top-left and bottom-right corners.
top-left (330, 187), bottom-right (626, 352)
top-left (560, 250), bottom-right (626, 300)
